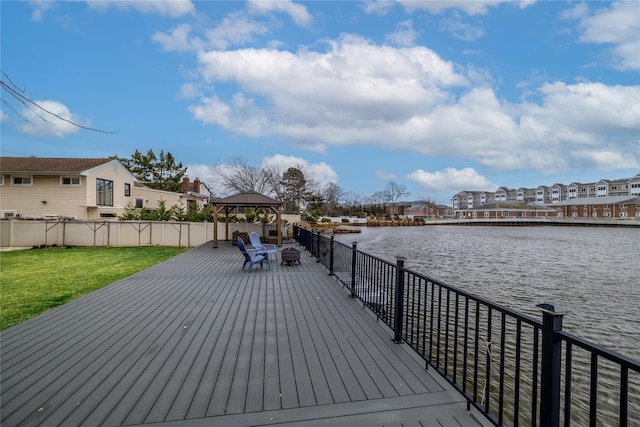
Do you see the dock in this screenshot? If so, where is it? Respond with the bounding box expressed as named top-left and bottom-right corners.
top-left (1, 242), bottom-right (485, 426)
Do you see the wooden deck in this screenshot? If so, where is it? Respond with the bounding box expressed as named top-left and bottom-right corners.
top-left (1, 242), bottom-right (486, 427)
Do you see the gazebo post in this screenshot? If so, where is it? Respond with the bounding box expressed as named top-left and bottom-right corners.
top-left (276, 207), bottom-right (282, 245)
top-left (213, 205), bottom-right (219, 248)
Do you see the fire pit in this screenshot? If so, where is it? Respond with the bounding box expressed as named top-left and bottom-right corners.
top-left (281, 247), bottom-right (301, 265)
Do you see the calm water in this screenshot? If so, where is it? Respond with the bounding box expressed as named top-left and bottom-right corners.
top-left (334, 225), bottom-right (640, 361)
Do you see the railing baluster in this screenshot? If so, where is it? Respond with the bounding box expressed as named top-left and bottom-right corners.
top-left (532, 329), bottom-right (539, 427)
top-left (564, 342), bottom-right (572, 427)
top-left (590, 353), bottom-right (598, 427)
top-left (473, 301), bottom-right (480, 403)
top-left (463, 297), bottom-right (469, 396)
top-left (437, 286), bottom-right (442, 368)
top-left (485, 307), bottom-right (492, 413)
top-left (429, 281), bottom-right (435, 362)
top-left (499, 312), bottom-right (506, 426)
top-left (620, 365), bottom-right (628, 427)
top-left (514, 320), bottom-right (522, 427)
top-left (453, 293), bottom-right (459, 384)
top-left (445, 289), bottom-right (451, 376)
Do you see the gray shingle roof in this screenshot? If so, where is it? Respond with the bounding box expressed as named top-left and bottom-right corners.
top-left (0, 157), bottom-right (112, 174)
top-left (212, 191), bottom-right (282, 206)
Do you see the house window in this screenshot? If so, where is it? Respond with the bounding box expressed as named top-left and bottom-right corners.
top-left (134, 197), bottom-right (144, 209)
top-left (12, 176), bottom-right (33, 186)
top-left (0, 175), bottom-right (4, 186)
top-left (96, 178), bottom-right (114, 206)
top-left (61, 176), bottom-right (81, 186)
top-left (124, 183), bottom-right (131, 197)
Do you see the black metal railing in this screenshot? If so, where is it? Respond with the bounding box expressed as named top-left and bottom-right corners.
top-left (294, 226), bottom-right (640, 427)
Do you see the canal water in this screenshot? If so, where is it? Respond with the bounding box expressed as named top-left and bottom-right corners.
top-left (333, 225), bottom-right (640, 362)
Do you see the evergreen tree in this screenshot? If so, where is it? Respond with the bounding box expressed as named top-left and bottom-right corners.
top-left (118, 149), bottom-right (187, 192)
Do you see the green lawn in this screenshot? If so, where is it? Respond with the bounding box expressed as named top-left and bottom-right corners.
top-left (0, 246), bottom-right (188, 330)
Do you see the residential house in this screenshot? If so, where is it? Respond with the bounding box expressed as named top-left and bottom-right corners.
top-left (0, 156), bottom-right (210, 220)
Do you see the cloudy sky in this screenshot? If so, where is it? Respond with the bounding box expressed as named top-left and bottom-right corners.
top-left (2, 0), bottom-right (638, 203)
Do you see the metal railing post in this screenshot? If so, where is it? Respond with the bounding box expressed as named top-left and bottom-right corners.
top-left (393, 256), bottom-right (406, 343)
top-left (537, 302), bottom-right (570, 427)
top-left (350, 242), bottom-right (357, 297)
top-left (329, 235), bottom-right (334, 276)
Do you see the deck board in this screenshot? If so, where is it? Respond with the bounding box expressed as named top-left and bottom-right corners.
top-left (1, 241), bottom-right (485, 427)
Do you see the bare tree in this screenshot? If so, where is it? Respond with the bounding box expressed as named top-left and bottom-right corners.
top-left (280, 167), bottom-right (308, 214)
top-left (321, 182), bottom-right (342, 216)
top-left (214, 156), bottom-right (276, 196)
top-left (383, 181), bottom-right (409, 218)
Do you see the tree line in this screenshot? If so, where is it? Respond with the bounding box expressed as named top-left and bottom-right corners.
top-left (115, 149), bottom-right (428, 222)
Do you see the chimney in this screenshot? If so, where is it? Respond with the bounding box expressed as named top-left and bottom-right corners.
top-left (182, 177), bottom-right (190, 193)
top-left (193, 178), bottom-right (201, 193)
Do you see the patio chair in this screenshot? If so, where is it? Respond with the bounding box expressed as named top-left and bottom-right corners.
top-left (249, 232), bottom-right (278, 261)
top-left (237, 237), bottom-right (270, 272)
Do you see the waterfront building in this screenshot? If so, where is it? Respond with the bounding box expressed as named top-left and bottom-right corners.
top-left (631, 173), bottom-right (640, 196)
top-left (550, 183), bottom-right (567, 203)
top-left (516, 187), bottom-right (537, 203)
top-left (453, 172), bottom-right (640, 218)
top-left (567, 182), bottom-right (596, 199)
top-left (458, 201), bottom-right (557, 218)
top-left (555, 195), bottom-right (640, 218)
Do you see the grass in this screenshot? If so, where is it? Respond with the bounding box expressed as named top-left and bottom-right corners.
top-left (0, 246), bottom-right (188, 330)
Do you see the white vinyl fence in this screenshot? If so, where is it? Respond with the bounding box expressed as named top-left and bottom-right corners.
top-left (0, 220), bottom-right (288, 248)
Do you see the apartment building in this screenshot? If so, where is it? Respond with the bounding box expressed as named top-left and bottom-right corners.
top-left (452, 172), bottom-right (640, 218)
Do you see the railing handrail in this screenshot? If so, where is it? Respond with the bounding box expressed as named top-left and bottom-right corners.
top-left (294, 225), bottom-right (640, 427)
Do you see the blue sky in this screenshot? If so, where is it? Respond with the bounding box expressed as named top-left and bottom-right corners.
top-left (1, 0), bottom-right (639, 204)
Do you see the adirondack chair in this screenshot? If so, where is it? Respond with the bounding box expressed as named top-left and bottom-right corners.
top-left (237, 237), bottom-right (269, 271)
top-left (249, 232), bottom-right (278, 261)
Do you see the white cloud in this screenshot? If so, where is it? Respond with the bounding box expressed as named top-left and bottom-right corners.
top-left (28, 0), bottom-right (55, 22)
top-left (87, 0), bottom-right (195, 17)
top-left (407, 167), bottom-right (498, 192)
top-left (185, 35), bottom-right (638, 176)
top-left (570, 1), bottom-right (640, 70)
top-left (248, 0), bottom-right (313, 27)
top-left (438, 16), bottom-right (485, 41)
top-left (396, 0), bottom-right (529, 16)
top-left (386, 20), bottom-right (419, 46)
top-left (152, 24), bottom-right (204, 52)
top-left (262, 154), bottom-right (338, 188)
top-left (570, 150), bottom-right (639, 170)
top-left (361, 1), bottom-right (396, 16)
top-left (17, 100), bottom-right (84, 137)
top-left (205, 13), bottom-right (270, 50)
top-left (153, 14), bottom-right (269, 52)
top-left (375, 170), bottom-right (396, 181)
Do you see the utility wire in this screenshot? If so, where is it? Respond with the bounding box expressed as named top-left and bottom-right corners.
top-left (1, 71), bottom-right (118, 134)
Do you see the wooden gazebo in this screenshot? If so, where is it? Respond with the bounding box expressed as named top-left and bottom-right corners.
top-left (211, 191), bottom-right (283, 248)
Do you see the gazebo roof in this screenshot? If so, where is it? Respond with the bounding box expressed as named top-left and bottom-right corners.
top-left (213, 191), bottom-right (282, 207)
top-left (211, 192), bottom-right (283, 248)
